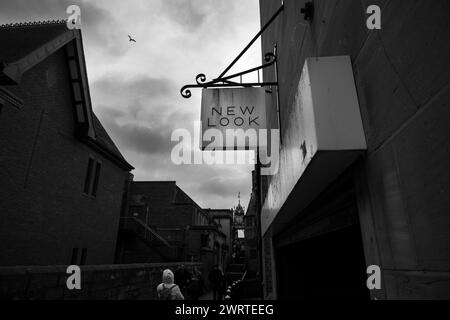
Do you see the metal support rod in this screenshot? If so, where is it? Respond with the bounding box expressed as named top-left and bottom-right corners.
top-left (196, 82), bottom-right (277, 89)
top-left (181, 54), bottom-right (278, 98)
top-left (274, 45), bottom-right (283, 146)
top-left (222, 80), bottom-right (240, 85)
top-left (180, 5), bottom-right (284, 98)
top-left (217, 4), bottom-right (284, 79)
top-left (214, 53), bottom-right (276, 83)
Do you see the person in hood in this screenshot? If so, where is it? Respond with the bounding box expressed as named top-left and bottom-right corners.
top-left (157, 269), bottom-right (184, 300)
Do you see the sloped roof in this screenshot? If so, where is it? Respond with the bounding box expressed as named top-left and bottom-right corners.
top-left (0, 20), bottom-right (133, 171)
top-left (205, 209), bottom-right (233, 219)
top-left (92, 114), bottom-right (128, 165)
top-left (174, 186), bottom-right (196, 204)
top-left (234, 202), bottom-right (245, 215)
top-left (0, 21), bottom-right (68, 63)
top-left (0, 20), bottom-right (76, 84)
top-left (245, 192), bottom-right (257, 217)
top-left (130, 181), bottom-right (205, 212)
top-left (130, 181), bottom-right (177, 204)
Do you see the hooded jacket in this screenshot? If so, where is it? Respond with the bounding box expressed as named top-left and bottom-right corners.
top-left (157, 269), bottom-right (184, 300)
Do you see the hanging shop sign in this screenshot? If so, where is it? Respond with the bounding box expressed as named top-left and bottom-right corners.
top-left (200, 87), bottom-right (267, 150)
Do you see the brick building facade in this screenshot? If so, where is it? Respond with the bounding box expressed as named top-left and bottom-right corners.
top-left (205, 209), bottom-right (233, 268)
top-left (0, 22), bottom-right (133, 266)
top-left (117, 181), bottom-right (227, 274)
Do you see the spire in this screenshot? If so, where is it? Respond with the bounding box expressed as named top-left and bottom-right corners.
top-left (234, 192), bottom-right (244, 216)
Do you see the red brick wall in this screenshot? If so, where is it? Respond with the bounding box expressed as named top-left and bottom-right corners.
top-left (0, 48), bottom-right (129, 266)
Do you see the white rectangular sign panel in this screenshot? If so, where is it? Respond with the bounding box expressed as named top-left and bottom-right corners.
top-left (200, 87), bottom-right (267, 150)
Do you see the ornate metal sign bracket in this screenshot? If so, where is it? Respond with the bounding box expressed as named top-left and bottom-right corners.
top-left (180, 4), bottom-right (284, 99)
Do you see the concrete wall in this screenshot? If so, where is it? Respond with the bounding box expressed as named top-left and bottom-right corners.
top-left (245, 195), bottom-right (259, 274)
top-left (0, 262), bottom-right (201, 300)
top-left (0, 48), bottom-right (129, 266)
top-left (259, 0), bottom-right (450, 299)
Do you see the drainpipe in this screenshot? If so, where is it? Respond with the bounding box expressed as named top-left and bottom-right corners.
top-left (256, 152), bottom-right (263, 297)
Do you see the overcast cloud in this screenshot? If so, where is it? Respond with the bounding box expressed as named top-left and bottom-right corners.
top-left (0, 0), bottom-right (261, 209)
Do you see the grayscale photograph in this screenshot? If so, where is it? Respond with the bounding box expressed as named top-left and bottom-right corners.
top-left (0, 0), bottom-right (449, 316)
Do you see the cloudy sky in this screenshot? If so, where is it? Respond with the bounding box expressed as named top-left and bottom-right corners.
top-left (0, 0), bottom-right (263, 209)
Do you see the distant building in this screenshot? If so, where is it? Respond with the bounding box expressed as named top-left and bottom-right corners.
top-left (0, 21), bottom-right (133, 266)
top-left (232, 194), bottom-right (245, 241)
top-left (205, 209), bottom-right (233, 267)
top-left (244, 171), bottom-right (259, 276)
top-left (117, 181), bottom-right (227, 273)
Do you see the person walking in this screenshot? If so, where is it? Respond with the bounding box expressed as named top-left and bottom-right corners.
top-left (188, 267), bottom-right (203, 300)
top-left (157, 269), bottom-right (184, 300)
top-left (208, 265), bottom-right (224, 300)
top-left (175, 265), bottom-right (192, 296)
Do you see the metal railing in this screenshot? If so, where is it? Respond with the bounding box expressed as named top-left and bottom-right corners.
top-left (120, 217), bottom-right (172, 248)
top-left (154, 228), bottom-right (185, 243)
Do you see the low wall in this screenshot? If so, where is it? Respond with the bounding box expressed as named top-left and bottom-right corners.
top-left (0, 262), bottom-right (202, 300)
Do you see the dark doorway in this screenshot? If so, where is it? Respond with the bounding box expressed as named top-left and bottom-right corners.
top-left (275, 225), bottom-right (370, 300)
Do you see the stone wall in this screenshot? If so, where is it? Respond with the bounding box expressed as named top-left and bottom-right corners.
top-left (0, 262), bottom-right (201, 300)
top-left (259, 0), bottom-right (450, 299)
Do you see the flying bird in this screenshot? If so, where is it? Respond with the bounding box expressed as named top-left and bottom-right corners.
top-left (128, 35), bottom-right (136, 43)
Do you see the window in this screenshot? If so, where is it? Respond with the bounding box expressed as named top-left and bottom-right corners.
top-left (75, 103), bottom-right (85, 122)
top-left (91, 162), bottom-right (101, 197)
top-left (72, 82), bottom-right (82, 102)
top-left (201, 232), bottom-right (209, 247)
top-left (80, 248), bottom-right (87, 265)
top-left (70, 248), bottom-right (79, 265)
top-left (71, 247), bottom-right (87, 265)
top-left (83, 158), bottom-right (94, 194)
top-left (83, 157), bottom-right (102, 197)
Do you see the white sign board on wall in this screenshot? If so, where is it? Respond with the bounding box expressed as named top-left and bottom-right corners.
top-left (200, 87), bottom-right (267, 150)
top-left (260, 55), bottom-right (367, 236)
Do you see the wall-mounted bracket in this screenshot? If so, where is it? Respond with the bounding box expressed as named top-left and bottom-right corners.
top-left (300, 1), bottom-right (314, 22)
top-left (180, 4), bottom-right (285, 99)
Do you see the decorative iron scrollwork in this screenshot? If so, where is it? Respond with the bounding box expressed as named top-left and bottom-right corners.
top-left (180, 52), bottom-right (278, 98)
top-left (196, 74), bottom-right (207, 85)
top-left (180, 4), bottom-right (285, 99)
